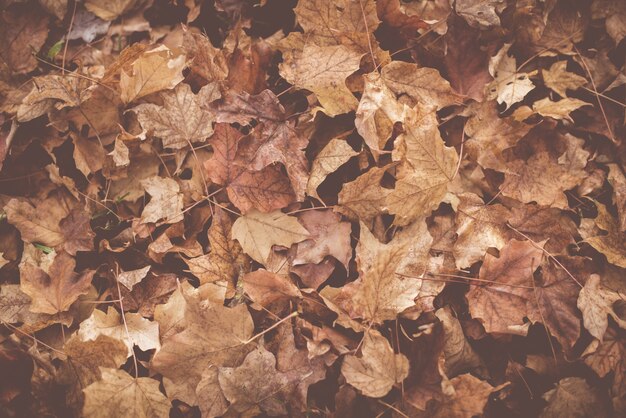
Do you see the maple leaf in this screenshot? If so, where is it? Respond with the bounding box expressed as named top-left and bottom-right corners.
top-left (0, 8), bottom-right (49, 74)
top-left (5, 196), bottom-right (69, 248)
top-left (132, 83), bottom-right (218, 149)
top-left (82, 368), bottom-right (170, 418)
top-left (540, 377), bottom-right (608, 418)
top-left (119, 45), bottom-right (186, 104)
top-left (117, 265), bottom-right (151, 290)
top-left (577, 274), bottom-right (626, 341)
top-left (542, 61), bottom-right (587, 98)
top-left (338, 165), bottom-right (391, 222)
top-left (219, 346), bottom-right (291, 415)
top-left (151, 284), bottom-right (254, 405)
top-left (204, 123), bottom-right (296, 212)
top-left (231, 210), bottom-right (310, 265)
top-left (430, 374), bottom-right (505, 418)
top-left (77, 306), bottom-right (160, 357)
top-left (280, 44), bottom-right (363, 116)
top-left (342, 330), bottom-right (409, 398)
top-left (242, 269), bottom-right (301, 306)
top-left (186, 207), bottom-right (248, 284)
top-left (139, 176), bottom-right (184, 225)
top-left (19, 250), bottom-right (95, 315)
top-left (580, 201), bottom-right (626, 268)
top-left (292, 209), bottom-right (353, 268)
top-left (467, 239), bottom-right (544, 335)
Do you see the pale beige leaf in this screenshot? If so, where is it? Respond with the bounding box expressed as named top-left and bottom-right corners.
top-left (577, 274), bottom-right (626, 341)
top-left (455, 0), bottom-right (504, 28)
top-left (280, 44), bottom-right (362, 116)
top-left (77, 306), bottom-right (160, 357)
top-left (117, 265), bottom-right (151, 290)
top-left (341, 330), bottom-right (409, 398)
top-left (488, 44), bottom-right (535, 109)
top-left (231, 210), bottom-right (310, 264)
top-left (140, 176), bottom-right (184, 225)
top-left (579, 201), bottom-right (626, 268)
top-left (532, 97), bottom-right (591, 122)
top-left (83, 368), bottom-right (170, 418)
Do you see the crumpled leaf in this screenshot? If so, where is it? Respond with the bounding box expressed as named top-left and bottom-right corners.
top-left (82, 368), bottom-right (170, 418)
top-left (341, 330), bottom-right (409, 398)
top-left (580, 201), bottom-right (626, 268)
top-left (231, 210), bottom-right (310, 265)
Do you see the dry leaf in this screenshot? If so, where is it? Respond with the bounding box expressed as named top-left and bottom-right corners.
top-left (578, 274), bottom-right (626, 341)
top-left (542, 61), bottom-right (587, 97)
top-left (140, 176), bottom-right (184, 225)
top-left (341, 330), bottom-right (409, 397)
top-left (307, 137), bottom-right (358, 200)
top-left (231, 210), bottom-right (310, 264)
top-left (117, 266), bottom-right (151, 290)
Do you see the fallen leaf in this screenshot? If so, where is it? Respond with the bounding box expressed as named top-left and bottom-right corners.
top-left (488, 44), bottom-right (535, 109)
top-left (82, 368), bottom-right (170, 418)
top-left (341, 330), bottom-right (409, 397)
top-left (540, 377), bottom-right (608, 418)
top-left (577, 274), bottom-right (626, 341)
top-left (117, 266), bottom-right (151, 290)
top-left (140, 176), bottom-right (184, 225)
top-left (231, 210), bottom-right (310, 264)
top-left (542, 61), bottom-right (587, 97)
top-left (580, 201), bottom-right (626, 268)
top-left (307, 137), bottom-right (358, 200)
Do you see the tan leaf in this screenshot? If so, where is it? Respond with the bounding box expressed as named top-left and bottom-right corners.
top-left (577, 274), bottom-right (626, 341)
top-left (431, 374), bottom-right (504, 418)
top-left (608, 164), bottom-right (626, 231)
top-left (338, 166), bottom-right (391, 222)
top-left (452, 193), bottom-right (511, 269)
top-left (117, 266), bottom-right (151, 290)
top-left (20, 74), bottom-right (93, 111)
top-left (435, 307), bottom-right (482, 376)
top-left (381, 61), bottom-right (462, 109)
top-left (242, 269), bottom-right (301, 306)
top-left (77, 306), bottom-right (160, 357)
top-left (219, 346), bottom-right (290, 416)
top-left (531, 97), bottom-right (591, 122)
top-left (59, 208), bottom-right (95, 255)
top-left (542, 61), bottom-right (587, 97)
top-left (60, 335), bottom-right (128, 389)
top-left (280, 44), bottom-right (362, 116)
top-left (580, 201), bottom-right (626, 268)
top-left (464, 100), bottom-right (531, 172)
top-left (467, 239), bottom-right (544, 335)
top-left (83, 368), bottom-right (170, 418)
top-left (386, 106), bottom-right (458, 225)
top-left (20, 250), bottom-right (95, 315)
top-left (231, 210), bottom-right (310, 264)
top-left (120, 45), bottom-right (186, 104)
top-left (341, 330), bottom-right (409, 397)
top-left (196, 368), bottom-right (228, 418)
top-left (140, 176), bottom-right (184, 225)
top-left (132, 83), bottom-right (217, 149)
top-left (307, 137), bottom-right (358, 200)
top-left (455, 0), bottom-right (504, 28)
top-left (501, 136), bottom-right (589, 208)
top-left (5, 197), bottom-right (68, 247)
top-left (356, 72), bottom-right (406, 155)
top-left (182, 28), bottom-right (228, 84)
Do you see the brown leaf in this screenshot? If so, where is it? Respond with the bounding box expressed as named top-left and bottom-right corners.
top-left (219, 346), bottom-right (290, 416)
top-left (242, 269), bottom-right (301, 306)
top-left (467, 239), bottom-right (544, 335)
top-left (59, 208), bottom-right (95, 255)
top-left (0, 8), bottom-right (49, 74)
top-left (542, 61), bottom-right (587, 98)
top-left (293, 209), bottom-right (353, 268)
top-left (140, 176), bottom-right (184, 225)
top-left (84, 0), bottom-right (144, 21)
top-left (307, 137), bottom-right (358, 200)
top-left (455, 0), bottom-right (504, 28)
top-left (20, 250), bottom-right (95, 315)
top-left (540, 377), bottom-right (608, 418)
top-left (5, 196), bottom-right (69, 248)
top-left (607, 164), bottom-right (626, 231)
top-left (117, 265), bottom-right (151, 291)
top-left (431, 373), bottom-right (504, 418)
top-left (580, 201), bottom-right (626, 268)
top-left (338, 166), bottom-right (391, 222)
top-left (578, 274), bottom-right (626, 341)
